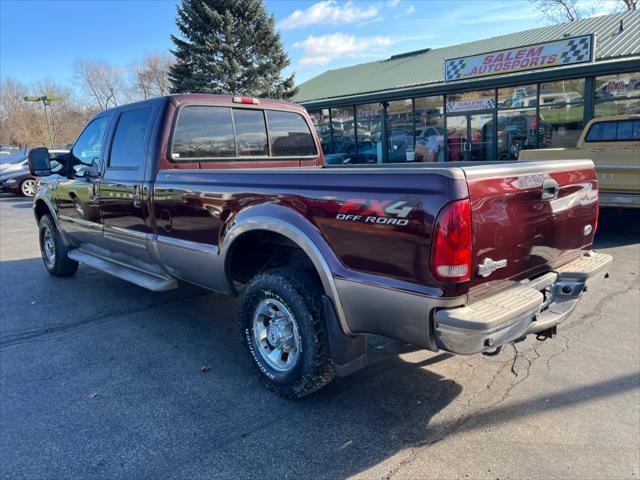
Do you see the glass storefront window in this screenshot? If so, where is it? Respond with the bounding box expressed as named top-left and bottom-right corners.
top-left (329, 106), bottom-right (355, 164)
top-left (355, 103), bottom-right (383, 164)
top-left (497, 108), bottom-right (545, 159)
top-left (594, 71), bottom-right (640, 117)
top-left (446, 89), bottom-right (495, 113)
top-left (414, 96), bottom-right (444, 162)
top-left (595, 72), bottom-right (640, 100)
top-left (539, 79), bottom-right (585, 105)
top-left (387, 99), bottom-right (414, 163)
top-left (308, 109), bottom-right (332, 154)
top-left (539, 103), bottom-right (584, 148)
top-left (498, 84), bottom-right (537, 109)
top-left (594, 98), bottom-right (640, 117)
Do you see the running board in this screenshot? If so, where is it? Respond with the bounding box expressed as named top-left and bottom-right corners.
top-left (68, 249), bottom-right (178, 291)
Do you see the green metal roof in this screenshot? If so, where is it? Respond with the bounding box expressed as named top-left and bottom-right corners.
top-left (292, 11), bottom-right (640, 104)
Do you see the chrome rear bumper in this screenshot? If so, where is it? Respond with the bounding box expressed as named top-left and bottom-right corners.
top-left (434, 251), bottom-right (613, 355)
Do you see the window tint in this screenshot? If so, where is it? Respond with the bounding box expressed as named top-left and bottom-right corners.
top-left (72, 116), bottom-right (110, 169)
top-left (172, 106), bottom-right (235, 159)
top-left (586, 120), bottom-right (639, 142)
top-left (109, 108), bottom-right (152, 168)
top-left (233, 109), bottom-right (268, 156)
top-left (267, 111), bottom-right (317, 157)
top-left (616, 120), bottom-right (634, 141)
top-left (586, 121), bottom-right (617, 142)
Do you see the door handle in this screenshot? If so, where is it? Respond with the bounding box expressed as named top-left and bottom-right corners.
top-left (89, 182), bottom-right (97, 201)
top-left (541, 178), bottom-right (559, 200)
top-left (133, 185), bottom-right (142, 208)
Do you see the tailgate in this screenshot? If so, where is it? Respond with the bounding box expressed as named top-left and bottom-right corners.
top-left (462, 160), bottom-right (598, 299)
top-left (592, 147), bottom-right (640, 193)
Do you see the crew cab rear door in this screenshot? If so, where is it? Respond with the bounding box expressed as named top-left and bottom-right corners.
top-left (99, 104), bottom-right (157, 261)
top-left (462, 160), bottom-right (599, 299)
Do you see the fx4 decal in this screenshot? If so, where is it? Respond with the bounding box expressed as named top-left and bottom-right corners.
top-left (336, 199), bottom-right (413, 226)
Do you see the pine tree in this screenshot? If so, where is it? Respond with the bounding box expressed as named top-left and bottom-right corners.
top-left (169, 0), bottom-right (297, 99)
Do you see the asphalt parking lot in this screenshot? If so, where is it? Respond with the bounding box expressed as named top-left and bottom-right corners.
top-left (1, 192), bottom-right (638, 480)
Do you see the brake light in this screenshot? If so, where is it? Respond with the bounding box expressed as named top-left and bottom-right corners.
top-left (431, 199), bottom-right (472, 282)
top-left (233, 96), bottom-right (260, 105)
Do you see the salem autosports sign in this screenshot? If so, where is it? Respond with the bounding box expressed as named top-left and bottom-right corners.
top-left (445, 35), bottom-right (594, 82)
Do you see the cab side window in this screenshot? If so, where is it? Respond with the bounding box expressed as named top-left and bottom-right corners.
top-left (585, 121), bottom-right (617, 142)
top-left (109, 107), bottom-right (153, 169)
top-left (71, 116), bottom-right (110, 173)
top-left (585, 120), bottom-right (639, 142)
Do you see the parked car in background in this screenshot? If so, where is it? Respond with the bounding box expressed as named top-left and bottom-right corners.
top-left (0, 149), bottom-right (68, 197)
top-left (0, 145), bottom-right (20, 156)
top-left (520, 115), bottom-right (640, 208)
top-left (27, 94), bottom-right (611, 398)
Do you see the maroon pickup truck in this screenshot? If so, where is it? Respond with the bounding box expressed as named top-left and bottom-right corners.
top-left (28, 94), bottom-right (612, 398)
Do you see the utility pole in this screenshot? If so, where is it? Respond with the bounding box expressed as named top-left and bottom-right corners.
top-left (24, 95), bottom-right (62, 148)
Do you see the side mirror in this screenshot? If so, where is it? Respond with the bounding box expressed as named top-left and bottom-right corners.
top-left (28, 147), bottom-right (52, 176)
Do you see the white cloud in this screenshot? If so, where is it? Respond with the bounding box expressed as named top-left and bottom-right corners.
top-left (387, 0), bottom-right (400, 6)
top-left (279, 1), bottom-right (379, 30)
top-left (405, 4), bottom-right (415, 14)
top-left (294, 33), bottom-right (392, 66)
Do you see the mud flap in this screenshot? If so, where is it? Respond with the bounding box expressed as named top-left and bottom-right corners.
top-left (322, 295), bottom-right (368, 377)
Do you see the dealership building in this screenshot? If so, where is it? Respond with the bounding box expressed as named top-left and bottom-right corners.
top-left (292, 11), bottom-right (640, 164)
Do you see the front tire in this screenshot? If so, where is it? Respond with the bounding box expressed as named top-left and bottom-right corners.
top-left (38, 214), bottom-right (78, 277)
top-left (239, 268), bottom-right (335, 398)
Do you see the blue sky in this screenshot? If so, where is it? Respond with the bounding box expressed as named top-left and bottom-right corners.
top-left (0, 0), bottom-right (615, 87)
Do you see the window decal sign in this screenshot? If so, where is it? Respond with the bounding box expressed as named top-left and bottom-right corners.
top-left (445, 35), bottom-right (594, 82)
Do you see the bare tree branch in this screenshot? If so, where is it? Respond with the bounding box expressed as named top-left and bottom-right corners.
top-left (129, 54), bottom-right (174, 100)
top-left (530, 0), bottom-right (635, 22)
top-left (73, 59), bottom-right (123, 111)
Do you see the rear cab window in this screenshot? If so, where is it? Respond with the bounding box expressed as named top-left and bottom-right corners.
top-left (170, 104), bottom-right (317, 161)
top-left (267, 110), bottom-right (317, 157)
top-left (585, 120), bottom-right (640, 142)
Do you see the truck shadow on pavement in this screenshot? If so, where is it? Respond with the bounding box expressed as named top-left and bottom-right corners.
top-left (594, 209), bottom-right (640, 248)
top-left (1, 256), bottom-right (464, 479)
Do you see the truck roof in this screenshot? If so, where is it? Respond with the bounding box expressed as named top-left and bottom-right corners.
top-left (167, 94), bottom-right (306, 112)
top-left (95, 94), bottom-right (306, 119)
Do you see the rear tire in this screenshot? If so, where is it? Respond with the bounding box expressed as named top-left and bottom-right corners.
top-left (38, 214), bottom-right (78, 277)
top-left (239, 267), bottom-right (335, 398)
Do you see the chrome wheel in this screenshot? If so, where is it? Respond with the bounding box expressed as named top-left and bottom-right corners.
top-left (42, 227), bottom-right (56, 268)
top-left (252, 298), bottom-right (302, 372)
top-left (21, 179), bottom-right (36, 197)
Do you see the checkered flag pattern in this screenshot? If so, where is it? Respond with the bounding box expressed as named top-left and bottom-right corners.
top-left (445, 59), bottom-right (466, 81)
top-left (560, 37), bottom-right (591, 64)
top-left (446, 98), bottom-right (496, 111)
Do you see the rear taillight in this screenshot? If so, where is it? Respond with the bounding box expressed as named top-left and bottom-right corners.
top-left (431, 199), bottom-right (472, 282)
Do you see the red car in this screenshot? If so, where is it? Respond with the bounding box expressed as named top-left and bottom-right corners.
top-left (1, 150), bottom-right (66, 197)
